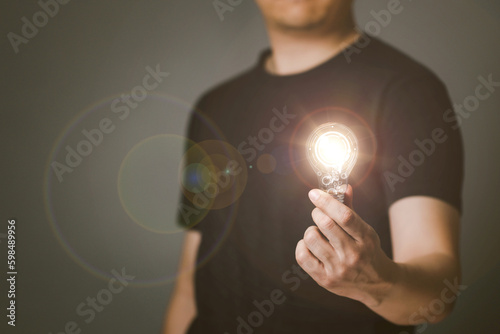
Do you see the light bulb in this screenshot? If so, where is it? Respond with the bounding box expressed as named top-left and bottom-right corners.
top-left (306, 123), bottom-right (358, 202)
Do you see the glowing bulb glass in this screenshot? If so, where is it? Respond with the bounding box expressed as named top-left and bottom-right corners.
top-left (306, 123), bottom-right (358, 202)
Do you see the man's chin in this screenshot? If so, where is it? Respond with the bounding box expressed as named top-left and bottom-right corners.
top-left (271, 16), bottom-right (328, 32)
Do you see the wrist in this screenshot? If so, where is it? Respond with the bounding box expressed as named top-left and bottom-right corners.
top-left (362, 252), bottom-right (402, 308)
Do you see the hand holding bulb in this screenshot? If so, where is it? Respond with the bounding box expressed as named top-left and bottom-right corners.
top-left (298, 123), bottom-right (396, 307)
top-left (295, 186), bottom-right (396, 308)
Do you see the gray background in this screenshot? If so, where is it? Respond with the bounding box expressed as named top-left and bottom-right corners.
top-left (1, 0), bottom-right (500, 333)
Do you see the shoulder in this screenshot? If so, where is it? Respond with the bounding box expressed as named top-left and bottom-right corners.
top-left (352, 35), bottom-right (447, 90)
top-left (194, 57), bottom-right (263, 114)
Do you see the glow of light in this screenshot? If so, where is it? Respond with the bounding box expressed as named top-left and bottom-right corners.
top-left (315, 132), bottom-right (350, 168)
top-left (306, 122), bottom-right (358, 202)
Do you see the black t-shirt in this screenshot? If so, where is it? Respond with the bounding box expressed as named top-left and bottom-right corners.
top-left (178, 35), bottom-right (463, 334)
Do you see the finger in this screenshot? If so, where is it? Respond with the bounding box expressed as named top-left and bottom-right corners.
top-left (295, 239), bottom-right (322, 274)
top-left (344, 184), bottom-right (354, 209)
top-left (308, 189), bottom-right (367, 241)
top-left (311, 208), bottom-right (351, 256)
top-left (303, 226), bottom-right (337, 266)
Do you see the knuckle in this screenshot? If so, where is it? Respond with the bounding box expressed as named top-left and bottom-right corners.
top-left (303, 260), bottom-right (317, 271)
top-left (311, 207), bottom-right (322, 221)
top-left (347, 252), bottom-right (362, 266)
top-left (296, 251), bottom-right (307, 264)
top-left (339, 208), bottom-right (355, 226)
top-left (361, 227), bottom-right (379, 247)
top-left (369, 227), bottom-right (380, 241)
top-left (318, 213), bottom-right (335, 231)
top-left (360, 237), bottom-right (373, 250)
top-left (336, 264), bottom-right (350, 280)
top-left (303, 226), bottom-right (318, 240)
top-left (295, 241), bottom-right (309, 263)
top-left (304, 233), bottom-right (317, 248)
top-left (304, 232), bottom-right (316, 247)
top-left (316, 192), bottom-right (330, 208)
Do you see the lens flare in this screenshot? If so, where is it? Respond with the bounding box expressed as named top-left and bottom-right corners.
top-left (43, 93), bottom-right (237, 286)
top-left (181, 140), bottom-right (248, 211)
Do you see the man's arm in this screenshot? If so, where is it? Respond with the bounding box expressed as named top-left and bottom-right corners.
top-left (296, 188), bottom-right (461, 325)
top-left (163, 230), bottom-right (201, 334)
top-left (371, 195), bottom-right (461, 324)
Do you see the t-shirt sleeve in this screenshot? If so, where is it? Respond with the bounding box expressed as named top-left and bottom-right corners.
top-left (176, 98), bottom-right (210, 232)
top-left (378, 74), bottom-right (464, 213)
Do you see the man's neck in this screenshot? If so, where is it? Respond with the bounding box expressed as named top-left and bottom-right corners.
top-left (265, 25), bottom-right (359, 76)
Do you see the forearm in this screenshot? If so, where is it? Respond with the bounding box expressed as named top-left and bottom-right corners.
top-left (163, 286), bottom-right (196, 334)
top-left (367, 253), bottom-right (461, 325)
top-left (163, 231), bottom-right (200, 334)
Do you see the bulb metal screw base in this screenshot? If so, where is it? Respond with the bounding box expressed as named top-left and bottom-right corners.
top-left (327, 190), bottom-right (345, 203)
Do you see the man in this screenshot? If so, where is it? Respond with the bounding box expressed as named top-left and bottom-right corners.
top-left (164, 0), bottom-right (463, 333)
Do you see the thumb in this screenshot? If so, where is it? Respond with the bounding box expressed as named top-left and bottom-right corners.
top-left (343, 184), bottom-right (354, 209)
